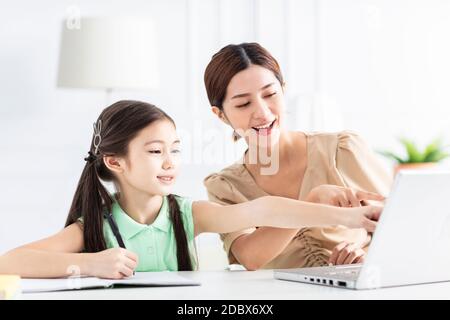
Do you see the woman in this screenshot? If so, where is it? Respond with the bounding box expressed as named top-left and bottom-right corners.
top-left (203, 43), bottom-right (392, 270)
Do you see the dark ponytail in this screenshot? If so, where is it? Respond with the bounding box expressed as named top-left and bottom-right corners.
top-left (167, 194), bottom-right (193, 271)
top-left (65, 159), bottom-right (112, 252)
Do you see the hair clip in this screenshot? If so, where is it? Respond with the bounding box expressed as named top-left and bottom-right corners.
top-left (93, 120), bottom-right (102, 155)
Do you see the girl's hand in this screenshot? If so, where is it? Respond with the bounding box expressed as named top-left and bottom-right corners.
top-left (329, 241), bottom-right (366, 265)
top-left (306, 184), bottom-right (385, 207)
top-left (87, 248), bottom-right (138, 279)
top-left (344, 205), bottom-right (383, 233)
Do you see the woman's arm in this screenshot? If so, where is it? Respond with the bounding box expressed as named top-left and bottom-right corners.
top-left (230, 228), bottom-right (300, 270)
top-left (193, 196), bottom-right (381, 236)
top-left (193, 195), bottom-right (380, 270)
top-left (231, 190), bottom-right (380, 270)
top-left (0, 223), bottom-right (138, 279)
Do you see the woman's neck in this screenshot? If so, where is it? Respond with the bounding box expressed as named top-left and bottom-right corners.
top-left (116, 187), bottom-right (163, 225)
top-left (244, 130), bottom-right (301, 169)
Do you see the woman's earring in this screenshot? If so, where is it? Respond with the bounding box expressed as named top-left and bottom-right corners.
top-left (232, 130), bottom-right (241, 142)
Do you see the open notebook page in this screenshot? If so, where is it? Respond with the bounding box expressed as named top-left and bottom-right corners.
top-left (21, 272), bottom-right (200, 293)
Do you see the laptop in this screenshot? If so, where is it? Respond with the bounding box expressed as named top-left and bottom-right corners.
top-left (274, 171), bottom-right (450, 289)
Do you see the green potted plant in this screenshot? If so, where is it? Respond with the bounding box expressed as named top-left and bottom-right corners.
top-left (380, 137), bottom-right (449, 175)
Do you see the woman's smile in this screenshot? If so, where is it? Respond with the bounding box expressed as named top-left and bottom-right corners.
top-left (251, 118), bottom-right (277, 136)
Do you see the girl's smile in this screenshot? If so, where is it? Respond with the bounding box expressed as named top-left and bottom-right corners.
top-left (157, 175), bottom-right (175, 184)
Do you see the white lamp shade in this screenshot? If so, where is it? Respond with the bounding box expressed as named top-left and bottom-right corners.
top-left (57, 17), bottom-right (159, 90)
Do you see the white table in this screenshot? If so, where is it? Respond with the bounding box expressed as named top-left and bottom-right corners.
top-left (20, 270), bottom-right (450, 300)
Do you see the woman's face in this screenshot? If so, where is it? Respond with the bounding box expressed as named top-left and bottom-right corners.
top-left (217, 64), bottom-right (285, 148)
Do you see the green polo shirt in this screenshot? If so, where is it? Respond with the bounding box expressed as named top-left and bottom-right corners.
top-left (79, 195), bottom-right (196, 271)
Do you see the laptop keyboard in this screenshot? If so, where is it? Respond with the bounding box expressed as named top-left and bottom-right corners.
top-left (283, 265), bottom-right (363, 281)
top-left (323, 266), bottom-right (361, 280)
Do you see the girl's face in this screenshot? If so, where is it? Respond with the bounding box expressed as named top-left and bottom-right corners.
top-left (115, 119), bottom-right (181, 196)
top-left (216, 64), bottom-right (285, 148)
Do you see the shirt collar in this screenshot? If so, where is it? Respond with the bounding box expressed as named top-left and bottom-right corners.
top-left (111, 196), bottom-right (171, 240)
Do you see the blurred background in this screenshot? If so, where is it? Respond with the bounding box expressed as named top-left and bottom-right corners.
top-left (1, 0), bottom-right (449, 269)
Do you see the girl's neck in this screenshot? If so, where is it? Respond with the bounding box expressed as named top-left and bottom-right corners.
top-left (116, 187), bottom-right (163, 225)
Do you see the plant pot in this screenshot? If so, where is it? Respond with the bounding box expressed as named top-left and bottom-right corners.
top-left (394, 162), bottom-right (437, 176)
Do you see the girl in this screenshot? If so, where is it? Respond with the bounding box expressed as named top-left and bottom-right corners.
top-left (0, 101), bottom-right (381, 279)
top-left (203, 43), bottom-right (392, 270)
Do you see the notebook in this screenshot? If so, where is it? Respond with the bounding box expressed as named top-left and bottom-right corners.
top-left (21, 272), bottom-right (200, 293)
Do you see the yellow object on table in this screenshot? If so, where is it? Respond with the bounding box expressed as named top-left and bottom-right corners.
top-left (0, 275), bottom-right (21, 300)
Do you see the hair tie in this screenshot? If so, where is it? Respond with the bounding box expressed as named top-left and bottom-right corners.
top-left (84, 151), bottom-right (97, 163)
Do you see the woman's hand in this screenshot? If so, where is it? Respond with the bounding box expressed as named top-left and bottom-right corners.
top-left (306, 184), bottom-right (385, 207)
top-left (86, 248), bottom-right (138, 279)
top-left (329, 241), bottom-right (366, 265)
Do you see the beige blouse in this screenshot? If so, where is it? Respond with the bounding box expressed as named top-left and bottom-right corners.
top-left (203, 131), bottom-right (393, 269)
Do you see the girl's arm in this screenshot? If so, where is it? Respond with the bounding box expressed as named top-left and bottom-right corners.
top-left (0, 223), bottom-right (137, 279)
top-left (192, 196), bottom-right (381, 236)
top-left (0, 223), bottom-right (86, 278)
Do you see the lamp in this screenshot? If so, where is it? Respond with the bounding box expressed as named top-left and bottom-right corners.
top-left (57, 17), bottom-right (159, 102)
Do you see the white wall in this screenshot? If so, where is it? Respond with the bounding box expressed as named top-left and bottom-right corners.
top-left (1, 0), bottom-right (449, 268)
top-left (317, 0), bottom-right (450, 149)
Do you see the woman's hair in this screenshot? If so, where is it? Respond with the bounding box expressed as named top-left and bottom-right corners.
top-left (204, 42), bottom-right (284, 110)
top-left (65, 100), bottom-right (193, 271)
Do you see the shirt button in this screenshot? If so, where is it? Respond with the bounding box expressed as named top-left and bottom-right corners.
top-left (147, 246), bottom-right (154, 254)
